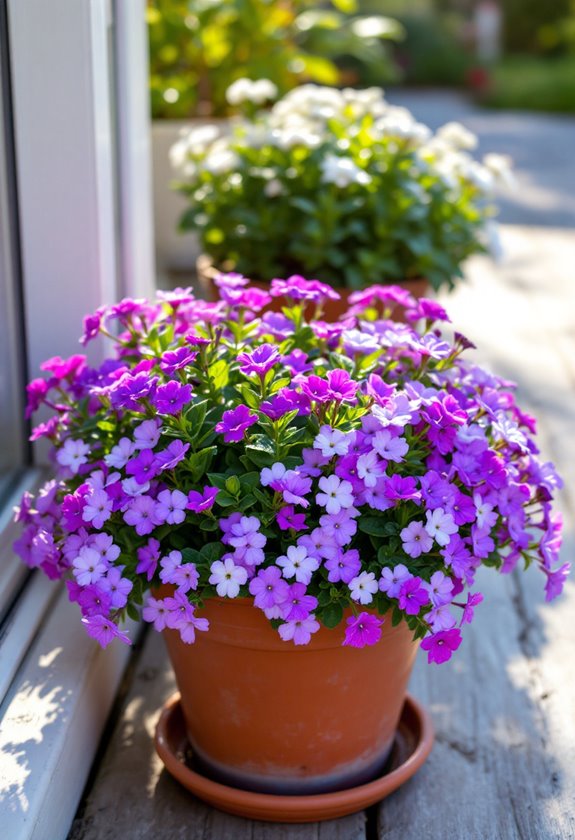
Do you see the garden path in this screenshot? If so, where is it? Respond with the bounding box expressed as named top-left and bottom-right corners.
top-left (68, 225), bottom-right (575, 840)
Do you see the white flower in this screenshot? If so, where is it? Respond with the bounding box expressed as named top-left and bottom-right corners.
top-left (209, 557), bottom-right (248, 598)
top-left (264, 178), bottom-right (284, 197)
top-left (122, 477), bottom-right (150, 497)
top-left (437, 121), bottom-right (478, 150)
top-left (260, 462), bottom-right (287, 487)
top-left (320, 154), bottom-right (371, 188)
top-left (356, 450), bottom-right (384, 488)
top-left (349, 571), bottom-right (378, 605)
top-left (272, 127), bottom-right (322, 151)
top-left (105, 437), bottom-right (135, 469)
top-left (276, 545), bottom-right (319, 585)
top-left (226, 77), bottom-right (278, 106)
top-left (316, 475), bottom-right (354, 515)
top-left (424, 508), bottom-right (458, 547)
top-left (56, 438), bottom-right (90, 474)
top-left (483, 153), bottom-right (514, 188)
top-left (313, 426), bottom-right (351, 458)
top-left (73, 546), bottom-right (107, 586)
top-left (203, 148), bottom-right (240, 176)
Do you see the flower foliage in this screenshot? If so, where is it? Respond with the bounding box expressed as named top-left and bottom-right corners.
top-left (172, 84), bottom-right (513, 291)
top-left (14, 277), bottom-right (567, 662)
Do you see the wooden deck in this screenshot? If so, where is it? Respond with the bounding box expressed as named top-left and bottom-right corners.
top-left (68, 226), bottom-right (575, 840)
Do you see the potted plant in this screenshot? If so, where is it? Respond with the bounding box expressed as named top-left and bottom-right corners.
top-left (14, 276), bottom-right (567, 819)
top-left (147, 0), bottom-right (402, 272)
top-left (171, 84), bottom-right (513, 304)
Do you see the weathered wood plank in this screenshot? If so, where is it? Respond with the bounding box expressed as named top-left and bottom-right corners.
top-left (69, 630), bottom-right (366, 840)
top-left (377, 226), bottom-right (575, 839)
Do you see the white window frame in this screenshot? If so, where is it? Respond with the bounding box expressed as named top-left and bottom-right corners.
top-left (0, 3), bottom-right (154, 838)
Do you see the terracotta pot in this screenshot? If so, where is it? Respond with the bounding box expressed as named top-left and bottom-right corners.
top-left (196, 254), bottom-right (430, 321)
top-left (162, 597), bottom-right (419, 795)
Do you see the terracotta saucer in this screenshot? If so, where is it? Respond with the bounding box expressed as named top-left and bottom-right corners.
top-left (154, 692), bottom-right (434, 823)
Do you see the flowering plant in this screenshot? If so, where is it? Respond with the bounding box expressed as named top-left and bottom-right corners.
top-left (14, 277), bottom-right (567, 663)
top-left (171, 84), bottom-right (513, 291)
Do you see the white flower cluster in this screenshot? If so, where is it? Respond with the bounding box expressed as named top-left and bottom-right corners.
top-left (170, 82), bottom-right (514, 199)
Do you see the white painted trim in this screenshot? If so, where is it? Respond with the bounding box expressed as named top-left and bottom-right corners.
top-left (0, 588), bottom-right (136, 840)
top-left (0, 573), bottom-right (59, 704)
top-left (7, 0), bottom-right (119, 376)
top-left (113, 0), bottom-right (156, 299)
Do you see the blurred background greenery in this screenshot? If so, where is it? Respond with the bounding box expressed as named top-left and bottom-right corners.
top-left (147, 0), bottom-right (575, 118)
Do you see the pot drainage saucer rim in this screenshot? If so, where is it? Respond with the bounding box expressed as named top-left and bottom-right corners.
top-left (154, 692), bottom-right (434, 823)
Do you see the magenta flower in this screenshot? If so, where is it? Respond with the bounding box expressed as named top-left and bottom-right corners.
top-left (421, 629), bottom-right (462, 664)
top-left (216, 404), bottom-right (259, 442)
top-left (187, 486), bottom-right (219, 513)
top-left (125, 449), bottom-right (161, 485)
top-left (343, 613), bottom-right (384, 648)
top-left (77, 585), bottom-right (113, 617)
top-left (160, 347), bottom-right (197, 375)
top-left (398, 577), bottom-right (430, 615)
top-left (460, 591), bottom-right (484, 624)
top-left (82, 615), bottom-right (131, 648)
top-left (276, 506), bottom-right (307, 531)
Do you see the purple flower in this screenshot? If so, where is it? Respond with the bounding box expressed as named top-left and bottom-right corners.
top-left (237, 344), bottom-right (281, 377)
top-left (249, 566), bottom-right (289, 609)
top-left (136, 537), bottom-right (161, 581)
top-left (155, 439), bottom-right (190, 470)
top-left (124, 495), bottom-right (162, 536)
top-left (271, 275), bottom-right (340, 303)
top-left (398, 577), bottom-right (430, 615)
top-left (134, 419), bottom-right (162, 450)
top-left (276, 506), bottom-right (307, 531)
top-left (273, 471), bottom-right (313, 508)
top-left (160, 347), bottom-right (197, 375)
top-left (400, 521), bottom-right (433, 558)
top-left (172, 563), bottom-right (200, 593)
top-left (125, 449), bottom-right (160, 485)
top-left (73, 547), bottom-right (108, 586)
top-left (384, 475), bottom-right (421, 503)
top-left (326, 369), bottom-right (359, 402)
top-left (82, 615), bottom-right (131, 648)
top-left (319, 510), bottom-right (358, 546)
top-left (228, 515), bottom-right (267, 566)
top-left (544, 563), bottom-right (570, 602)
top-left (278, 582), bottom-right (318, 621)
top-left (343, 613), bottom-right (384, 648)
top-left (216, 404), bottom-right (259, 442)
top-left (109, 372), bottom-right (158, 411)
top-left (325, 548), bottom-right (361, 584)
top-left (421, 629), bottom-right (462, 664)
top-left (77, 585), bottom-right (113, 617)
top-left (155, 489), bottom-right (188, 524)
top-left (82, 488), bottom-right (113, 529)
top-left (187, 486), bottom-right (219, 513)
top-left (152, 381), bottom-right (193, 415)
top-left (379, 564), bottom-right (412, 599)
top-left (81, 307), bottom-right (106, 346)
top-left (100, 567), bottom-right (133, 609)
top-left (460, 591), bottom-right (483, 624)
top-left (426, 571), bottom-right (454, 607)
top-left (143, 596), bottom-right (171, 631)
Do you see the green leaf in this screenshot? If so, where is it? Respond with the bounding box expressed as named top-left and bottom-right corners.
top-left (322, 602), bottom-right (344, 629)
top-left (188, 446), bottom-right (217, 482)
top-left (208, 358), bottom-right (229, 390)
top-left (199, 518), bottom-right (218, 531)
top-left (391, 607), bottom-right (404, 627)
top-left (126, 603), bottom-right (140, 622)
top-left (199, 542), bottom-right (224, 563)
top-left (182, 547), bottom-right (201, 564)
top-left (358, 516), bottom-right (389, 538)
top-left (225, 475), bottom-right (241, 495)
top-left (185, 400), bottom-right (208, 441)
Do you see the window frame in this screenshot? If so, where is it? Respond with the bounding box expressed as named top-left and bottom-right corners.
top-left (0, 2), bottom-right (154, 838)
